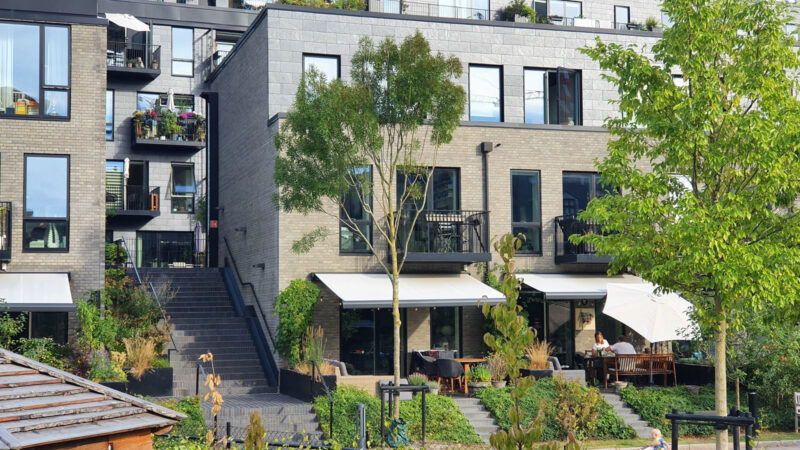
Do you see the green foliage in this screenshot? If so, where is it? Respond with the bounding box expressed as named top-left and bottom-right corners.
top-left (16, 338), bottom-right (66, 370)
top-left (644, 16), bottom-right (659, 30)
top-left (478, 378), bottom-right (635, 441)
top-left (194, 195), bottom-right (207, 226)
top-left (244, 411), bottom-right (267, 450)
top-left (277, 0), bottom-right (365, 9)
top-left (159, 110), bottom-right (181, 135)
top-left (313, 385), bottom-right (481, 446)
top-left (620, 385), bottom-right (716, 437)
top-left (76, 299), bottom-right (120, 351)
top-left (0, 309), bottom-right (26, 350)
top-left (105, 243), bottom-right (128, 267)
top-left (274, 279), bottom-right (320, 366)
top-left (503, 0), bottom-right (536, 19)
top-left (467, 364), bottom-right (492, 383)
top-left (407, 372), bottom-right (428, 386)
top-left (154, 396), bottom-right (207, 450)
top-left (88, 348), bottom-right (126, 382)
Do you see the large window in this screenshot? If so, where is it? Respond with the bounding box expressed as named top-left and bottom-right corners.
top-left (511, 170), bottom-right (542, 254)
top-left (524, 68), bottom-right (582, 125)
top-left (171, 27), bottom-right (193, 77)
top-left (0, 23), bottom-right (70, 119)
top-left (469, 65), bottom-right (502, 122)
top-left (137, 92), bottom-right (194, 113)
top-left (614, 5), bottom-right (630, 30)
top-left (397, 168), bottom-right (460, 211)
top-left (171, 163), bottom-right (195, 213)
top-left (24, 155), bottom-right (69, 251)
top-left (302, 54), bottom-right (340, 81)
top-left (548, 0), bottom-right (582, 25)
top-left (430, 307), bottom-right (461, 353)
top-left (562, 172), bottom-right (613, 216)
top-left (136, 231), bottom-right (193, 268)
top-left (438, 0), bottom-right (489, 20)
top-left (340, 309), bottom-right (406, 375)
top-left (340, 167), bottom-right (372, 253)
top-left (105, 90), bottom-right (114, 140)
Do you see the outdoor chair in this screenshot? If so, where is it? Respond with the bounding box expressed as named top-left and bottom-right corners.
top-left (410, 351), bottom-right (438, 379)
top-left (435, 358), bottom-right (464, 393)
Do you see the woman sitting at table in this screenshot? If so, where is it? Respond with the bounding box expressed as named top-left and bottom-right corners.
top-left (592, 332), bottom-right (611, 355)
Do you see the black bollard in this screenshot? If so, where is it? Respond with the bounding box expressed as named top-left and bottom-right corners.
top-left (748, 391), bottom-right (759, 435)
top-left (671, 408), bottom-right (679, 450)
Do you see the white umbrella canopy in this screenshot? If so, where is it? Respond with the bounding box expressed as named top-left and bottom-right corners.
top-left (603, 282), bottom-right (697, 343)
top-left (167, 89), bottom-right (176, 112)
top-left (105, 13), bottom-right (150, 32)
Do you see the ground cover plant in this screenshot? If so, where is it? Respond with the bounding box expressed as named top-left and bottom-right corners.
top-left (477, 377), bottom-right (636, 441)
top-left (312, 385), bottom-right (482, 446)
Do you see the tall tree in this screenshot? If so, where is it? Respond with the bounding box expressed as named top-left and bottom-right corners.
top-left (274, 32), bottom-right (465, 416)
top-left (579, 0), bottom-right (800, 448)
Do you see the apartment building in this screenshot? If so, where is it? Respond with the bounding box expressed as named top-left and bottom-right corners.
top-left (207, 2), bottom-right (667, 375)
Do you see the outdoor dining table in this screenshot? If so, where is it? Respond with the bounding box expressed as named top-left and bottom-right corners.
top-left (455, 357), bottom-right (486, 394)
top-left (583, 354), bottom-right (616, 386)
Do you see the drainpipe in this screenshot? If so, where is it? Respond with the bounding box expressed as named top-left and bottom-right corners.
top-left (480, 141), bottom-right (494, 246)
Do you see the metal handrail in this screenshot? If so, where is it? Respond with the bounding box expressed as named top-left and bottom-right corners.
top-left (311, 360), bottom-right (334, 440)
top-left (117, 236), bottom-right (179, 353)
top-left (222, 236), bottom-right (277, 348)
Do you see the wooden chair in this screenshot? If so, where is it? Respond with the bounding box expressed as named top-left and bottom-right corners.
top-left (606, 353), bottom-right (677, 388)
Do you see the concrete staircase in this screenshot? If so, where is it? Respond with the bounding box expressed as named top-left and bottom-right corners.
top-left (601, 391), bottom-right (652, 439)
top-left (140, 268), bottom-right (275, 398)
top-left (453, 396), bottom-right (500, 444)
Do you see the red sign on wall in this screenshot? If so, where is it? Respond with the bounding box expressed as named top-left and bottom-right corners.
top-left (210, 220), bottom-right (218, 229)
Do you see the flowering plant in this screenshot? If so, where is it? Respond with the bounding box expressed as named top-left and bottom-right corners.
top-left (145, 109), bottom-right (159, 119)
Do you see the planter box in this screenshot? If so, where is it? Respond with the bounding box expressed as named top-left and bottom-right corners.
top-left (676, 363), bottom-right (714, 386)
top-left (520, 368), bottom-right (553, 379)
top-left (127, 367), bottom-right (173, 397)
top-left (100, 381), bottom-right (127, 393)
top-left (280, 368), bottom-right (337, 403)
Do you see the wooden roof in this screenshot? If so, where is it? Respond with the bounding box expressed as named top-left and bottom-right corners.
top-left (0, 349), bottom-right (186, 449)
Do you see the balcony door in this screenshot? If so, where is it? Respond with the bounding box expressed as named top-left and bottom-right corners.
top-left (397, 168), bottom-right (462, 254)
top-left (562, 172), bottom-right (612, 216)
top-left (397, 167), bottom-right (460, 212)
top-left (340, 308), bottom-right (406, 375)
top-left (127, 161), bottom-right (149, 211)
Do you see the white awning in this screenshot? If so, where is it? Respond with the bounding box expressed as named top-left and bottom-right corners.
top-left (313, 273), bottom-right (505, 309)
top-left (105, 13), bottom-right (150, 32)
top-left (0, 273), bottom-right (74, 312)
top-left (517, 273), bottom-right (643, 300)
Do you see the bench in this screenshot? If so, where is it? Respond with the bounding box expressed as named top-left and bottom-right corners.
top-left (606, 353), bottom-right (676, 388)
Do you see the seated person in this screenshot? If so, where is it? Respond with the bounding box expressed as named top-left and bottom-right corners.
top-left (611, 336), bottom-right (636, 355)
top-left (592, 331), bottom-right (611, 354)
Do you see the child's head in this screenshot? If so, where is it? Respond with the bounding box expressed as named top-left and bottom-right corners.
top-left (651, 428), bottom-right (663, 440)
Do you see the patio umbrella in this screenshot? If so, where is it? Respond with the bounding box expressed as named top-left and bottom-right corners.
top-left (603, 281), bottom-right (697, 383)
top-left (167, 88), bottom-right (175, 112)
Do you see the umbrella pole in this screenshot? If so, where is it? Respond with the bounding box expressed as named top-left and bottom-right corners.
top-left (649, 343), bottom-right (654, 385)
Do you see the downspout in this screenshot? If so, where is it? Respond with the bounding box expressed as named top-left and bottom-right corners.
top-left (480, 141), bottom-right (494, 246)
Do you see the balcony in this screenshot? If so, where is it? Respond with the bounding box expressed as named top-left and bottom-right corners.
top-left (131, 111), bottom-right (206, 151)
top-left (397, 210), bottom-right (491, 263)
top-left (554, 215), bottom-right (611, 264)
top-left (0, 202), bottom-right (11, 261)
top-left (106, 42), bottom-right (161, 80)
top-left (106, 185), bottom-right (160, 225)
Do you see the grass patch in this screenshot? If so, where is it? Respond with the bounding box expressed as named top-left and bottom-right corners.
top-left (476, 377), bottom-right (636, 441)
top-left (154, 396), bottom-right (207, 449)
top-left (313, 385), bottom-right (482, 447)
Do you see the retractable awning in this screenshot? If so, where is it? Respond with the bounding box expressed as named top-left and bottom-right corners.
top-left (517, 273), bottom-right (643, 300)
top-left (105, 13), bottom-right (150, 32)
top-left (0, 273), bottom-right (74, 312)
top-left (312, 273), bottom-right (505, 309)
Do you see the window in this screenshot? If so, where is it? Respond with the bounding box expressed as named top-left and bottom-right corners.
top-left (524, 68), bottom-right (582, 125)
top-left (614, 6), bottom-right (630, 30)
top-left (661, 10), bottom-right (673, 28)
top-left (0, 23), bottom-right (70, 119)
top-left (105, 90), bottom-right (114, 140)
top-left (303, 54), bottom-right (340, 81)
top-left (438, 0), bottom-right (489, 20)
top-left (431, 307), bottom-right (461, 352)
top-left (171, 27), bottom-right (193, 77)
top-left (397, 168), bottom-right (460, 211)
top-left (340, 167), bottom-right (372, 253)
top-left (548, 0), bottom-right (582, 25)
top-left (24, 155), bottom-right (68, 251)
top-left (137, 92), bottom-right (194, 113)
top-left (562, 172), bottom-right (613, 216)
top-left (136, 231), bottom-right (193, 268)
top-left (214, 31), bottom-right (241, 67)
top-left (511, 170), bottom-right (542, 254)
top-left (469, 65), bottom-right (502, 122)
top-left (171, 164), bottom-right (195, 213)
top-left (105, 160), bottom-right (124, 211)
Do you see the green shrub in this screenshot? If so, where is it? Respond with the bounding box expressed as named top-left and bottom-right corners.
top-left (105, 243), bottom-right (128, 267)
top-left (467, 365), bottom-right (491, 383)
top-left (16, 338), bottom-right (66, 370)
top-left (503, 0), bottom-right (536, 19)
top-left (313, 385), bottom-right (482, 446)
top-left (76, 299), bottom-right (120, 351)
top-left (155, 396), bottom-right (207, 450)
top-left (619, 384), bottom-right (716, 437)
top-left (477, 377), bottom-right (635, 441)
top-left (274, 279), bottom-right (320, 366)
top-left (407, 372), bottom-right (428, 386)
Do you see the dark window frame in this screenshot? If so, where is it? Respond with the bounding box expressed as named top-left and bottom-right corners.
top-left (171, 26), bottom-right (194, 78)
top-left (302, 53), bottom-right (342, 80)
top-left (468, 64), bottom-right (504, 123)
top-left (614, 5), bottom-right (631, 30)
top-left (0, 21), bottom-right (71, 122)
top-left (429, 306), bottom-right (463, 355)
top-left (23, 154), bottom-right (70, 253)
top-left (171, 162), bottom-right (195, 214)
top-left (523, 67), bottom-right (582, 126)
top-left (511, 169), bottom-right (543, 255)
top-left (562, 171), bottom-right (615, 216)
top-left (136, 91), bottom-right (195, 112)
top-left (396, 167), bottom-right (461, 212)
top-left (339, 166), bottom-right (373, 255)
top-left (106, 89), bottom-right (114, 141)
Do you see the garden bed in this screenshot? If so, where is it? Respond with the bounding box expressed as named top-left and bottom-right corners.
top-left (100, 367), bottom-right (173, 397)
top-left (280, 368), bottom-right (337, 402)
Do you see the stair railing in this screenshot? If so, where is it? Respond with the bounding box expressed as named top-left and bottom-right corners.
top-left (311, 360), bottom-right (334, 440)
top-left (117, 237), bottom-right (179, 354)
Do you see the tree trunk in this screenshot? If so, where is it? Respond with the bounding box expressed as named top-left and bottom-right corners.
top-left (390, 243), bottom-right (401, 419)
top-left (714, 296), bottom-right (728, 450)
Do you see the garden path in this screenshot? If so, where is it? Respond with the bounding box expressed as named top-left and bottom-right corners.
top-left (601, 391), bottom-right (652, 439)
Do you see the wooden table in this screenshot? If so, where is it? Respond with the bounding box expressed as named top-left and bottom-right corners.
top-left (584, 355), bottom-right (616, 387)
top-left (455, 358), bottom-right (486, 394)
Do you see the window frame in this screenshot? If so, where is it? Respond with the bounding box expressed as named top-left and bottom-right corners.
top-left (105, 89), bottom-right (114, 141)
top-left (523, 67), bottom-right (583, 126)
top-left (614, 5), bottom-right (631, 30)
top-left (339, 166), bottom-right (373, 255)
top-left (468, 64), bottom-right (503, 123)
top-left (171, 27), bottom-right (194, 78)
top-left (136, 91), bottom-right (195, 112)
top-left (429, 306), bottom-right (462, 354)
top-left (170, 162), bottom-right (196, 214)
top-left (511, 169), bottom-right (543, 255)
top-left (0, 22), bottom-right (71, 121)
top-left (548, 0), bottom-right (582, 25)
top-left (562, 171), bottom-right (615, 216)
top-left (23, 154), bottom-right (70, 253)
top-left (396, 167), bottom-right (461, 212)
top-left (302, 53), bottom-right (342, 80)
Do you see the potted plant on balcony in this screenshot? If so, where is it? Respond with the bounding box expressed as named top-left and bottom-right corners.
top-left (502, 0), bottom-right (534, 22)
top-left (126, 58), bottom-right (136, 68)
top-left (152, 58), bottom-right (159, 70)
top-left (131, 110), bottom-right (145, 138)
top-left (160, 110), bottom-right (181, 140)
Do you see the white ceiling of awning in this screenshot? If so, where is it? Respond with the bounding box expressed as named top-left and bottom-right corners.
top-left (105, 13), bottom-right (150, 32)
top-left (313, 273), bottom-right (505, 309)
top-left (517, 273), bottom-right (643, 300)
top-left (0, 273), bottom-right (74, 312)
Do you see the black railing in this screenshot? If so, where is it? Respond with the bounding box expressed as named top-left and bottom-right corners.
top-left (0, 202), bottom-right (11, 261)
top-left (666, 392), bottom-right (759, 450)
top-left (105, 184), bottom-right (160, 212)
top-left (132, 115), bottom-right (206, 145)
top-left (106, 41), bottom-right (161, 71)
top-left (554, 214), bottom-right (605, 257)
top-left (375, 0), bottom-right (490, 20)
top-left (398, 209), bottom-right (489, 256)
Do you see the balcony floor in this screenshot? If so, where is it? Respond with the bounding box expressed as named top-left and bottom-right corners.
top-left (402, 251), bottom-right (492, 264)
top-left (107, 65), bottom-right (160, 80)
top-left (133, 137), bottom-right (205, 151)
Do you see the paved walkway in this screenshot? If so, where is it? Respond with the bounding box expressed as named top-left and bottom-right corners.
top-left (596, 441), bottom-right (800, 449)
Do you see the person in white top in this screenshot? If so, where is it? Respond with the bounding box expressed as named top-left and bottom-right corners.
top-left (610, 336), bottom-right (637, 355)
top-left (592, 331), bottom-right (610, 354)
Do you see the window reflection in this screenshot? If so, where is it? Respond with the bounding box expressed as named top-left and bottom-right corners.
top-left (24, 155), bottom-right (69, 251)
top-left (525, 68), bottom-right (581, 125)
top-left (44, 90), bottom-right (68, 117)
top-left (303, 54), bottom-right (340, 81)
top-left (562, 172), bottom-right (613, 216)
top-left (469, 65), bottom-right (501, 122)
top-left (44, 26), bottom-right (69, 87)
top-left (0, 23), bottom-right (40, 116)
top-left (430, 307), bottom-right (460, 352)
top-left (511, 170), bottom-right (541, 254)
top-left (172, 27), bottom-right (193, 76)
top-left (340, 167), bottom-right (371, 253)
top-left (106, 90), bottom-right (114, 140)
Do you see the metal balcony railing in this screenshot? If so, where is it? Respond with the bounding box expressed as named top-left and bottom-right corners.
top-left (106, 41), bottom-right (162, 71)
top-left (397, 209), bottom-right (490, 258)
top-left (132, 114), bottom-right (206, 146)
top-left (554, 214), bottom-right (610, 263)
top-left (106, 184), bottom-right (160, 213)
